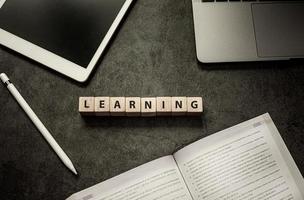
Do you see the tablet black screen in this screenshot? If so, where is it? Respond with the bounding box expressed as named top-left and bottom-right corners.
top-left (0, 0), bottom-right (127, 67)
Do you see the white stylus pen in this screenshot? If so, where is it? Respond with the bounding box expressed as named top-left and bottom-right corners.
top-left (0, 73), bottom-right (77, 175)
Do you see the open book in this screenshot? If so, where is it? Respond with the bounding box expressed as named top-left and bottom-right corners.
top-left (67, 113), bottom-right (304, 200)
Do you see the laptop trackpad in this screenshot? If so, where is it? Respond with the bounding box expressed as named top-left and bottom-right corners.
top-left (252, 3), bottom-right (304, 58)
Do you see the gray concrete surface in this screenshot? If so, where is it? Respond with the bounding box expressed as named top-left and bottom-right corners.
top-left (0, 0), bottom-right (303, 199)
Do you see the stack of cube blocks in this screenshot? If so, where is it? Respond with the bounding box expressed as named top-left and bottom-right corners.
top-left (79, 97), bottom-right (203, 116)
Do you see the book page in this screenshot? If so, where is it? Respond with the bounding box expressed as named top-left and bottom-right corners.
top-left (66, 156), bottom-right (193, 200)
top-left (174, 113), bottom-right (304, 200)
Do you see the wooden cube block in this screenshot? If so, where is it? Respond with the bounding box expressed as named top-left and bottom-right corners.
top-left (187, 97), bottom-right (203, 116)
top-left (171, 97), bottom-right (187, 116)
top-left (95, 97), bottom-right (110, 116)
top-left (141, 97), bottom-right (156, 117)
top-left (126, 97), bottom-right (141, 117)
top-left (110, 97), bottom-right (126, 116)
top-left (79, 97), bottom-right (95, 116)
top-left (156, 97), bottom-right (172, 116)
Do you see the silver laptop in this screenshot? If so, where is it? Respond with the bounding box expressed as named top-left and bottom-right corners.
top-left (192, 1), bottom-right (304, 63)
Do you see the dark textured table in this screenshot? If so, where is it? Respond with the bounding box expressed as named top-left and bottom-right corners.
top-left (0, 1), bottom-right (304, 199)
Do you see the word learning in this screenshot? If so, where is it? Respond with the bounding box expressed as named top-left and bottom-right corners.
top-left (79, 97), bottom-right (203, 117)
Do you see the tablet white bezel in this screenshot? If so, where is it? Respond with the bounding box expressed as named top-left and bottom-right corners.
top-left (0, 0), bottom-right (133, 82)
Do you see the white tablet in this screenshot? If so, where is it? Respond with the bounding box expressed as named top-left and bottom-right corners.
top-left (0, 0), bottom-right (133, 82)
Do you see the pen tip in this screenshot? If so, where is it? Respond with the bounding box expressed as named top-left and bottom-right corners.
top-left (69, 165), bottom-right (78, 175)
top-left (72, 168), bottom-right (78, 175)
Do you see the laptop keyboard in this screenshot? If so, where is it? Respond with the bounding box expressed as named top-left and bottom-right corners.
top-left (202, 0), bottom-right (303, 2)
